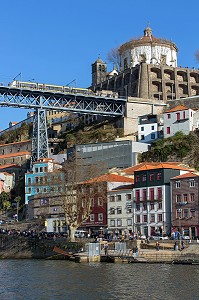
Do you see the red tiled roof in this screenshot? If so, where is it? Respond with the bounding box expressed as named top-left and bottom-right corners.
top-left (0, 140), bottom-right (31, 147)
top-left (164, 105), bottom-right (189, 113)
top-left (0, 151), bottom-right (30, 158)
top-left (84, 173), bottom-right (134, 184)
top-left (122, 162), bottom-right (194, 174)
top-left (109, 184), bottom-right (134, 192)
top-left (0, 164), bottom-right (22, 169)
top-left (171, 172), bottom-right (198, 180)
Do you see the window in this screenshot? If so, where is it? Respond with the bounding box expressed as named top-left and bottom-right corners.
top-left (176, 209), bottom-right (182, 218)
top-left (176, 181), bottom-right (181, 188)
top-left (158, 202), bottom-right (162, 210)
top-left (135, 190), bottom-right (140, 202)
top-left (176, 194), bottom-right (181, 202)
top-left (158, 214), bottom-right (162, 222)
top-left (149, 188), bottom-right (154, 200)
top-left (117, 219), bottom-right (122, 226)
top-left (110, 220), bottom-right (115, 227)
top-left (90, 214), bottom-right (94, 222)
top-left (150, 214), bottom-right (155, 222)
top-left (190, 193), bottom-right (195, 202)
top-left (190, 209), bottom-right (195, 217)
top-left (28, 187), bottom-right (31, 193)
top-left (43, 187), bottom-right (47, 193)
top-left (176, 112), bottom-right (180, 121)
top-left (36, 188), bottom-right (40, 193)
top-left (35, 177), bottom-right (39, 184)
top-left (190, 180), bottom-right (195, 187)
top-left (126, 203), bottom-right (132, 213)
top-left (110, 208), bottom-right (115, 215)
top-left (167, 114), bottom-right (171, 119)
top-left (135, 176), bottom-right (140, 183)
top-left (44, 166), bottom-right (47, 172)
top-left (151, 133), bottom-right (155, 139)
top-left (143, 202), bottom-right (147, 211)
top-left (136, 215), bottom-right (140, 223)
top-left (183, 209), bottom-right (189, 218)
top-left (141, 126), bottom-right (144, 131)
top-left (183, 111), bottom-right (185, 119)
top-left (149, 174), bottom-right (154, 181)
top-left (117, 206), bottom-right (122, 214)
top-left (143, 215), bottom-right (147, 222)
top-left (142, 189), bottom-right (147, 201)
top-left (151, 125), bottom-right (154, 130)
top-left (110, 196), bottom-right (115, 202)
top-left (157, 173), bottom-right (162, 180)
top-left (28, 178), bottom-right (31, 184)
top-left (40, 167), bottom-right (43, 172)
top-left (117, 195), bottom-right (122, 201)
top-left (157, 187), bottom-right (162, 200)
top-left (35, 167), bottom-right (38, 173)
top-left (136, 204), bottom-right (140, 211)
top-left (98, 213), bottom-right (103, 221)
top-left (127, 194), bottom-right (132, 200)
top-left (141, 135), bottom-right (145, 140)
top-left (167, 127), bottom-right (170, 134)
top-left (127, 219), bottom-right (132, 226)
top-left (142, 175), bottom-right (146, 182)
top-left (98, 197), bottom-right (103, 206)
top-left (183, 194), bottom-right (188, 202)
top-left (90, 198), bottom-right (94, 207)
top-left (150, 203), bottom-right (154, 210)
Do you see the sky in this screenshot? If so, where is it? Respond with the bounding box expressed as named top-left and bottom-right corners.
top-left (0, 0), bottom-right (199, 130)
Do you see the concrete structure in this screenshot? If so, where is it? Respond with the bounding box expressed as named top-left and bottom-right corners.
top-left (163, 105), bottom-right (199, 138)
top-left (67, 140), bottom-right (150, 179)
top-left (171, 172), bottom-right (199, 238)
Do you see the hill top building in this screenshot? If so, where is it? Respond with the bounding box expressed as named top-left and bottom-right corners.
top-left (91, 26), bottom-right (199, 101)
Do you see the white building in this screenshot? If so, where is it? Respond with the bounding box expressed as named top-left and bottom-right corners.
top-left (119, 26), bottom-right (177, 70)
top-left (107, 184), bottom-right (133, 236)
top-left (138, 114), bottom-right (163, 143)
top-left (163, 105), bottom-right (199, 138)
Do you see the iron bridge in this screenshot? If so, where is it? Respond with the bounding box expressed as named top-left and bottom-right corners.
top-left (0, 85), bottom-right (127, 165)
top-left (0, 86), bottom-right (126, 116)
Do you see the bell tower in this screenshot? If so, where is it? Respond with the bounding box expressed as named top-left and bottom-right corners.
top-left (92, 57), bottom-right (107, 87)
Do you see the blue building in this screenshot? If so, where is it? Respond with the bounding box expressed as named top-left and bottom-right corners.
top-left (25, 158), bottom-right (62, 204)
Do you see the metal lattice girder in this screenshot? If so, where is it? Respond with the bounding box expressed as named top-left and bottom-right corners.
top-left (0, 86), bottom-right (126, 116)
top-left (31, 108), bottom-right (49, 165)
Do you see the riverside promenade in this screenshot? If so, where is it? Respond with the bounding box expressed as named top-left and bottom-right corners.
top-left (1, 233), bottom-right (199, 264)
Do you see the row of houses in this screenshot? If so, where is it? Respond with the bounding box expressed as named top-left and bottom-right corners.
top-left (138, 105), bottom-right (199, 143)
top-left (25, 158), bottom-right (199, 239)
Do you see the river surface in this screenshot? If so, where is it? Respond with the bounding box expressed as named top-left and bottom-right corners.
top-left (0, 260), bottom-right (199, 300)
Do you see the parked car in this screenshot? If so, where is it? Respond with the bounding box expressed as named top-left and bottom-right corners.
top-left (159, 235), bottom-right (169, 240)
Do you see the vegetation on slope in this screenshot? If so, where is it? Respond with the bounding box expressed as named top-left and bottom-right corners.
top-left (57, 118), bottom-right (124, 150)
top-left (141, 131), bottom-right (199, 170)
top-left (0, 122), bottom-right (31, 144)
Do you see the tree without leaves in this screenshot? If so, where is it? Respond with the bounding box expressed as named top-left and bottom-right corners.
top-left (195, 50), bottom-right (199, 62)
top-left (107, 47), bottom-right (121, 71)
top-left (59, 160), bottom-right (107, 240)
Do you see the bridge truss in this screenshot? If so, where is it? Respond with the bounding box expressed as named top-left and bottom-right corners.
top-left (0, 86), bottom-right (126, 165)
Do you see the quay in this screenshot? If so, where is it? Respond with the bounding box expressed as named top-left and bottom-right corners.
top-left (1, 234), bottom-right (199, 264)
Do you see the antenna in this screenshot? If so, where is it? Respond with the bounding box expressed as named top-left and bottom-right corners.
top-left (13, 72), bottom-right (22, 81)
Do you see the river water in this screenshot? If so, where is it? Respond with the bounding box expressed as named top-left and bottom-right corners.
top-left (0, 260), bottom-right (199, 300)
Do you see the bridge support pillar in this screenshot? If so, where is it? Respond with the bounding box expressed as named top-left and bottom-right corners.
top-left (31, 108), bottom-right (49, 168)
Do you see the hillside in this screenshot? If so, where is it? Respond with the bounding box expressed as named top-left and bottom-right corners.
top-left (141, 131), bottom-right (199, 170)
top-left (56, 118), bottom-right (124, 150)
